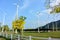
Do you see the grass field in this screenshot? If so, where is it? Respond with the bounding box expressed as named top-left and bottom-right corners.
top-left (23, 31), bottom-right (60, 40)
top-left (23, 31), bottom-right (60, 38)
top-left (3, 31), bottom-right (60, 38)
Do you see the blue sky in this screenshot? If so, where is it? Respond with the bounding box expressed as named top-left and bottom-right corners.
top-left (0, 0), bottom-right (60, 29)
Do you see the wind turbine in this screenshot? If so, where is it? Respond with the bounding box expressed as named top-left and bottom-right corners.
top-left (0, 8), bottom-right (7, 32)
top-left (50, 13), bottom-right (56, 32)
top-left (45, 0), bottom-right (55, 32)
top-left (54, 14), bottom-right (58, 31)
top-left (45, 0), bottom-right (50, 9)
top-left (47, 14), bottom-right (50, 32)
top-left (55, 15), bottom-right (57, 31)
top-left (2, 13), bottom-right (7, 32)
top-left (36, 12), bottom-right (41, 33)
top-left (13, 0), bottom-right (20, 33)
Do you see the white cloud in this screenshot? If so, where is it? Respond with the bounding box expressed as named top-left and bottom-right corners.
top-left (29, 0), bottom-right (60, 16)
top-left (40, 8), bottom-right (52, 14)
top-left (29, 8), bottom-right (52, 17)
top-left (20, 0), bottom-right (29, 9)
top-left (50, 0), bottom-right (60, 7)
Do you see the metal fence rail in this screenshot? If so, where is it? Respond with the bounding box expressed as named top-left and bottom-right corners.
top-left (0, 32), bottom-right (52, 40)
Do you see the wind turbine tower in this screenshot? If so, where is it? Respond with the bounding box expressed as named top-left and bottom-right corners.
top-left (2, 14), bottom-right (6, 32)
top-left (14, 0), bottom-right (20, 33)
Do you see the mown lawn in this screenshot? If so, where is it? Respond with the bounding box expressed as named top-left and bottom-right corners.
top-left (23, 31), bottom-right (60, 38)
top-left (4, 31), bottom-right (60, 38)
top-left (23, 31), bottom-right (60, 40)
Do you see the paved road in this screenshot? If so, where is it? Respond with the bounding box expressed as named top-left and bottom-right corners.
top-left (42, 38), bottom-right (60, 40)
top-left (50, 38), bottom-right (60, 40)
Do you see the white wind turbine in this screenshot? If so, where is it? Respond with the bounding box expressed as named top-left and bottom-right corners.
top-left (31, 9), bottom-right (51, 32)
top-left (2, 13), bottom-right (7, 32)
top-left (0, 8), bottom-right (7, 32)
top-left (13, 0), bottom-right (20, 33)
top-left (36, 12), bottom-right (41, 33)
top-left (46, 0), bottom-right (59, 32)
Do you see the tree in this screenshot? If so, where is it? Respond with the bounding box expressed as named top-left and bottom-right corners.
top-left (12, 16), bottom-right (26, 33)
top-left (50, 6), bottom-right (60, 13)
top-left (2, 25), bottom-right (9, 32)
top-left (0, 23), bottom-right (2, 31)
top-left (19, 16), bottom-right (26, 21)
top-left (12, 16), bottom-right (26, 40)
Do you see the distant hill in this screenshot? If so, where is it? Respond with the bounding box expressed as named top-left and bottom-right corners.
top-left (36, 20), bottom-right (60, 31)
top-left (24, 20), bottom-right (60, 31)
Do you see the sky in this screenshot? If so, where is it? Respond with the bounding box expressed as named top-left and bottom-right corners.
top-left (0, 0), bottom-right (60, 29)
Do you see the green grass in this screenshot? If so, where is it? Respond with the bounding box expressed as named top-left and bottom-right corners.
top-left (0, 36), bottom-right (11, 40)
top-left (23, 31), bottom-right (60, 38)
top-left (23, 31), bottom-right (60, 40)
top-left (0, 37), bottom-right (6, 40)
top-left (5, 31), bottom-right (60, 38)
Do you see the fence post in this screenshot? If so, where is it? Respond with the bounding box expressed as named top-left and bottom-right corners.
top-left (0, 32), bottom-right (1, 36)
top-left (29, 36), bottom-right (31, 40)
top-left (11, 34), bottom-right (13, 40)
top-left (6, 33), bottom-right (8, 38)
top-left (3, 33), bottom-right (4, 37)
top-left (18, 35), bottom-right (20, 40)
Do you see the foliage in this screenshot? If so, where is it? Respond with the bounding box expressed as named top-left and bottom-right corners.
top-left (12, 20), bottom-right (25, 29)
top-left (50, 6), bottom-right (60, 13)
top-left (19, 16), bottom-right (26, 21)
top-left (2, 25), bottom-right (9, 31)
top-left (0, 23), bottom-right (2, 31)
top-left (12, 16), bottom-right (26, 30)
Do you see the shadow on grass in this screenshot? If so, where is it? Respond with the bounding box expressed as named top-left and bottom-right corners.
top-left (0, 36), bottom-right (13, 40)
